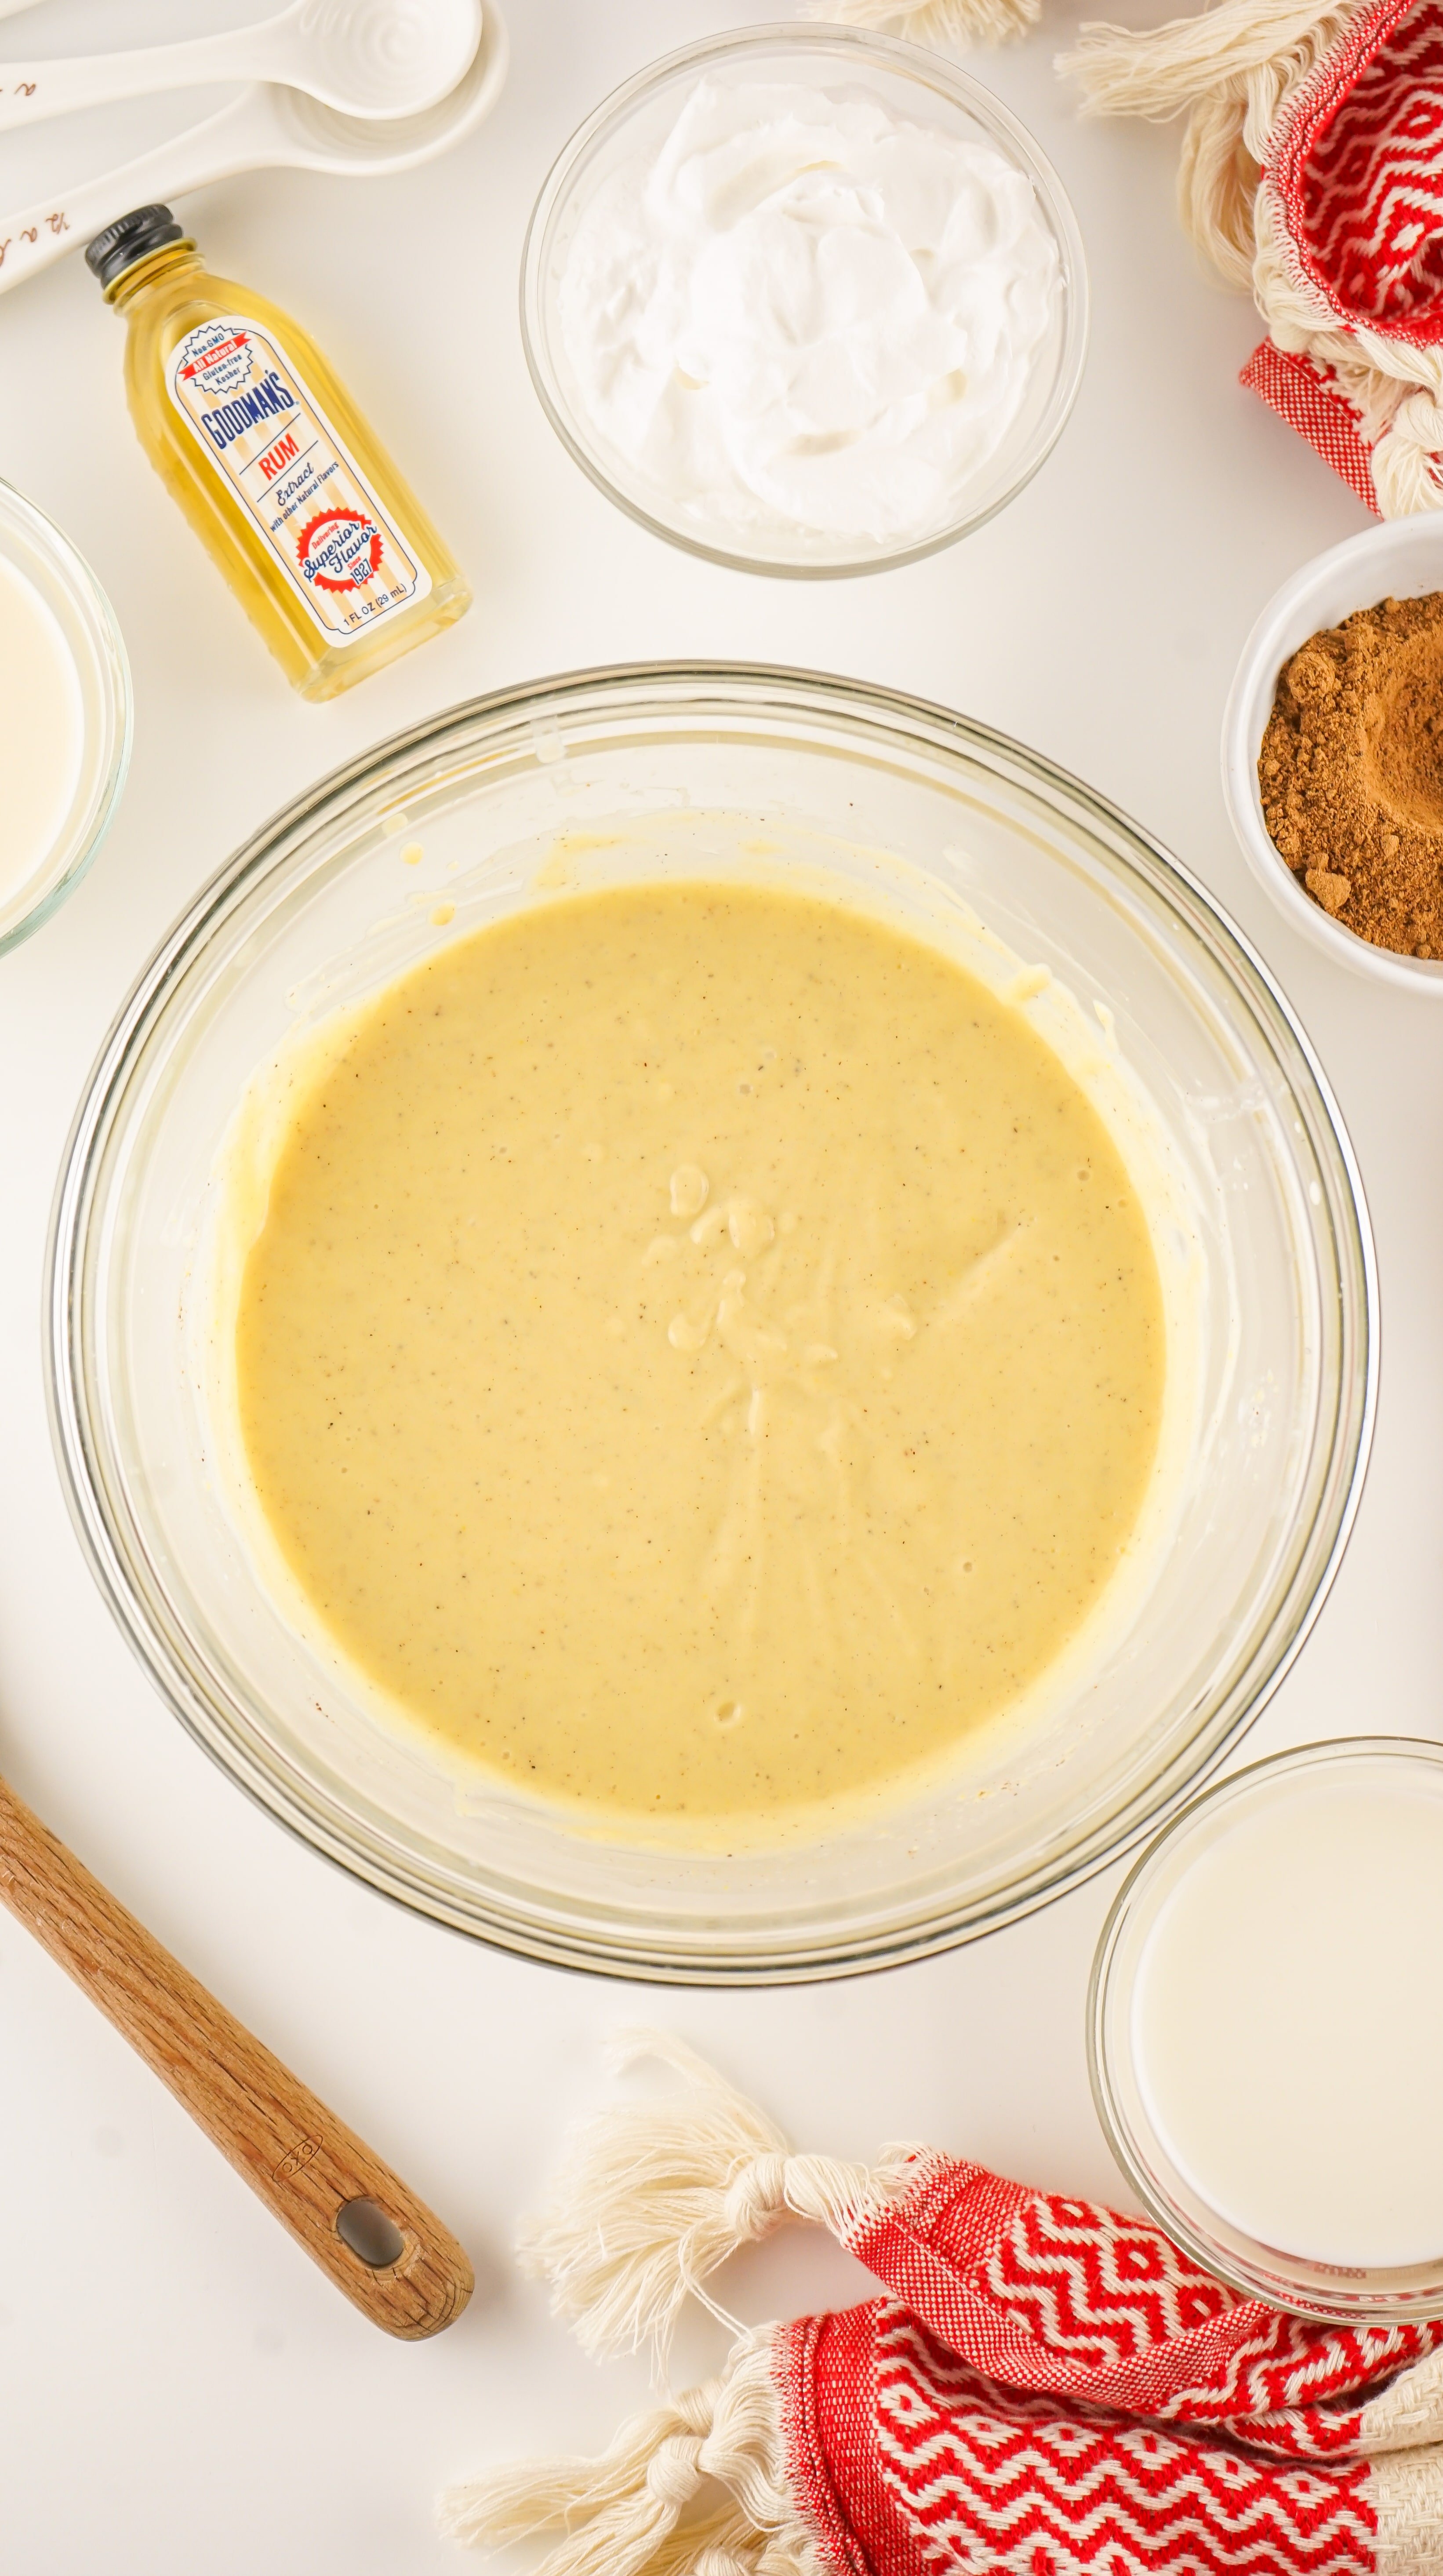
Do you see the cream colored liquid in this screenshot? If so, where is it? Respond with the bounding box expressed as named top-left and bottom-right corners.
top-left (233, 882), bottom-right (1165, 1833)
top-left (0, 553), bottom-right (82, 905)
top-left (1135, 1774), bottom-right (1443, 2269)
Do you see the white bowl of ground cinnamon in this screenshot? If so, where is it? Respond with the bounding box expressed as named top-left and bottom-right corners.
top-left (1223, 517), bottom-right (1443, 990)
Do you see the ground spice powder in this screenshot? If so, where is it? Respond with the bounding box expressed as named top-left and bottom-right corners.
top-left (1259, 590), bottom-right (1443, 957)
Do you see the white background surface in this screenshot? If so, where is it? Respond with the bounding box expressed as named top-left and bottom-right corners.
top-left (1, 1), bottom-right (1441, 2568)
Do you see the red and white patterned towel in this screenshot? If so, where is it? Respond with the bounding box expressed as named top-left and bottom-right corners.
top-left (440, 2039), bottom-right (1443, 2576)
top-left (1238, 344), bottom-right (1381, 514)
top-left (1054, 0), bottom-right (1443, 513)
top-left (1241, 0), bottom-right (1443, 508)
top-left (1265, 0), bottom-right (1443, 342)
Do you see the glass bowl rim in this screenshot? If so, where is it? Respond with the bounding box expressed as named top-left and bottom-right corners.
top-left (46, 659), bottom-right (1376, 1979)
top-left (0, 477), bottom-right (133, 959)
top-left (518, 21), bottom-right (1090, 580)
top-left (1088, 1734), bottom-right (1443, 2319)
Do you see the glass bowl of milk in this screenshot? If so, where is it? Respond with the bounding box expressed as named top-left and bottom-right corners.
top-left (521, 26), bottom-right (1087, 576)
top-left (1091, 1739), bottom-right (1443, 2320)
top-left (0, 482), bottom-right (131, 955)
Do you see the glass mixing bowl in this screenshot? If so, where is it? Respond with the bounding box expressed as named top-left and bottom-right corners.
top-left (47, 665), bottom-right (1372, 1980)
top-left (520, 26), bottom-right (1087, 576)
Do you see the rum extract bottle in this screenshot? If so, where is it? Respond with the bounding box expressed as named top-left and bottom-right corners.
top-left (86, 204), bottom-right (470, 701)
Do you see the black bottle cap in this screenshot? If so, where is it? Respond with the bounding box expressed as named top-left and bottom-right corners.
top-left (85, 204), bottom-right (186, 291)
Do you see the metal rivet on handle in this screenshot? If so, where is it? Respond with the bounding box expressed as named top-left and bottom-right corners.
top-left (336, 2197), bottom-right (406, 2268)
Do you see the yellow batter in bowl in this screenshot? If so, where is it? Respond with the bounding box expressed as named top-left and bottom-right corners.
top-left (229, 876), bottom-right (1164, 1836)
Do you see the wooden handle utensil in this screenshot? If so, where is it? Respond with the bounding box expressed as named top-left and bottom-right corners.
top-left (0, 1773), bottom-right (473, 2339)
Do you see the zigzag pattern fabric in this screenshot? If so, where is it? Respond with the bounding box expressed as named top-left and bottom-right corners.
top-left (783, 2300), bottom-right (1383, 2576)
top-left (777, 2161), bottom-right (1443, 2576)
top-left (839, 2156), bottom-right (1442, 2442)
top-left (1267, 0), bottom-right (1443, 342)
top-left (442, 2052), bottom-right (1443, 2576)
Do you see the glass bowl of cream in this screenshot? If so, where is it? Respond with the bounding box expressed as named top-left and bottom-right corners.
top-left (520, 27), bottom-right (1087, 575)
top-left (0, 480), bottom-right (131, 956)
top-left (47, 665), bottom-right (1369, 1980)
top-left (1090, 1740), bottom-right (1443, 2321)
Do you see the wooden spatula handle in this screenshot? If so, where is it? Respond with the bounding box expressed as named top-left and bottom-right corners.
top-left (0, 1774), bottom-right (473, 2339)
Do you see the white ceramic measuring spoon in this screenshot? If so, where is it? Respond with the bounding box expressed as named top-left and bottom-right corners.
top-left (0, 0), bottom-right (508, 297)
top-left (0, 0), bottom-right (481, 132)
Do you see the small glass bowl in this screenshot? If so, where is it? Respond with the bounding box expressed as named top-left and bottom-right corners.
top-left (1090, 1738), bottom-right (1443, 2321)
top-left (0, 481), bottom-right (131, 958)
top-left (520, 24), bottom-right (1087, 578)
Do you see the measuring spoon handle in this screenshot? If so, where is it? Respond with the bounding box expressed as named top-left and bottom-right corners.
top-left (0, 90), bottom-right (270, 296)
top-left (0, 22), bottom-right (287, 138)
top-left (0, 1772), bottom-right (473, 2339)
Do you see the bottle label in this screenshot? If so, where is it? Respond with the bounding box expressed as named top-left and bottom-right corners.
top-left (167, 315), bottom-right (432, 646)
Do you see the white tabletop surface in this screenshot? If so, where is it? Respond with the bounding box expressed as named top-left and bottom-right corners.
top-left (2, 0), bottom-right (1441, 2566)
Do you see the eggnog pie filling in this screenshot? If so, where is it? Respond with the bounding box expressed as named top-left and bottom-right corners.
top-left (222, 879), bottom-right (1166, 1839)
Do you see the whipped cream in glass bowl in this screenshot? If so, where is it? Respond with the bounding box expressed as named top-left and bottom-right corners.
top-left (522, 27), bottom-right (1087, 577)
